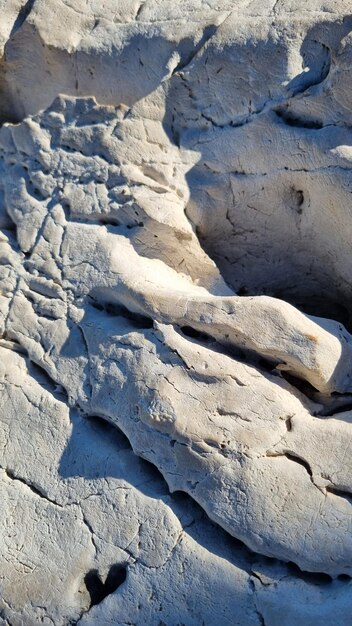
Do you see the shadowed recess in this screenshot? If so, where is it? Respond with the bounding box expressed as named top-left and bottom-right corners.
top-left (84, 564), bottom-right (128, 608)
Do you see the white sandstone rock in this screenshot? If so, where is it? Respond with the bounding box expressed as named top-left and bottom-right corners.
top-left (1, 1), bottom-right (352, 624)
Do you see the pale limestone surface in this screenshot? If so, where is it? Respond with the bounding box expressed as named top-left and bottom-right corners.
top-left (1, 1), bottom-right (352, 624)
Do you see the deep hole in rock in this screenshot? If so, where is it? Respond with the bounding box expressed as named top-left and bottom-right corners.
top-left (84, 564), bottom-right (127, 608)
top-left (285, 417), bottom-right (292, 431)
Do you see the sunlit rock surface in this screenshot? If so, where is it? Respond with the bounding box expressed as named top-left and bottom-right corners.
top-left (1, 1), bottom-right (352, 624)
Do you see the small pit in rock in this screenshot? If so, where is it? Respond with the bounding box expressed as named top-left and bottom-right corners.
top-left (84, 564), bottom-right (127, 608)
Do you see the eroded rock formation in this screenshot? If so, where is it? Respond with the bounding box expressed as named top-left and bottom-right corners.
top-left (1, 1), bottom-right (352, 624)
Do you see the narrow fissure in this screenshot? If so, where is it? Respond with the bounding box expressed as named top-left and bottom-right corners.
top-left (10, 0), bottom-right (36, 37)
top-left (3, 467), bottom-right (63, 507)
top-left (89, 297), bottom-right (153, 329)
top-left (325, 486), bottom-right (352, 505)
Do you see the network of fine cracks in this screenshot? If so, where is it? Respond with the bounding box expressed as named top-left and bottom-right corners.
top-left (1, 2), bottom-right (352, 625)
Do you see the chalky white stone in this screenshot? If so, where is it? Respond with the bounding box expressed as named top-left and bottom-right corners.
top-left (1, 1), bottom-right (352, 624)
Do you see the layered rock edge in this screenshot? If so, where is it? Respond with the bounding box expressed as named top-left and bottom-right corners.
top-left (1, 1), bottom-right (352, 624)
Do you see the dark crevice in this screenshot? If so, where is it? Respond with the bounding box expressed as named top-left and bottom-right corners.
top-left (256, 357), bottom-right (279, 373)
top-left (172, 24), bottom-right (218, 75)
top-left (267, 451), bottom-right (314, 478)
top-left (84, 564), bottom-right (127, 608)
top-left (127, 221), bottom-right (144, 229)
top-left (283, 452), bottom-right (313, 477)
top-left (3, 467), bottom-right (62, 507)
top-left (175, 326), bottom-right (281, 381)
top-left (285, 417), bottom-right (292, 431)
top-left (325, 486), bottom-right (352, 505)
top-left (166, 320), bottom-right (276, 376)
top-left (10, 0), bottom-right (36, 37)
top-left (89, 298), bottom-right (153, 329)
top-left (280, 374), bottom-right (352, 416)
top-left (69, 215), bottom-right (144, 230)
top-left (84, 414), bottom-right (132, 449)
top-left (103, 303), bottom-right (154, 328)
top-left (286, 561), bottom-right (333, 585)
top-left (338, 574), bottom-right (352, 581)
top-left (252, 560), bottom-right (348, 588)
top-left (180, 325), bottom-right (212, 342)
top-left (279, 371), bottom-right (321, 399)
top-left (317, 396), bottom-right (352, 417)
top-left (294, 189), bottom-right (304, 210)
top-left (2, 332), bottom-right (65, 397)
top-left (255, 610), bottom-right (266, 626)
top-left (274, 108), bottom-right (324, 129)
top-left (137, 456), bottom-right (169, 484)
top-left (70, 215), bottom-right (122, 227)
top-left (135, 1), bottom-right (145, 20)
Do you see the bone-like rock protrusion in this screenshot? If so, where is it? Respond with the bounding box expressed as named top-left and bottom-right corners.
top-left (137, 291), bottom-right (352, 394)
top-left (82, 228), bottom-right (352, 395)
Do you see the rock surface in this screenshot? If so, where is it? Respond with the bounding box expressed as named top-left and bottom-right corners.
top-left (1, 0), bottom-right (352, 624)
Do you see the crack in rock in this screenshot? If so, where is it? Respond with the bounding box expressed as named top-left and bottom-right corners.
top-left (2, 3), bottom-right (352, 624)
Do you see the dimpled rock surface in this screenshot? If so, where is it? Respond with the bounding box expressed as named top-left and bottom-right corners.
top-left (1, 1), bottom-right (352, 624)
